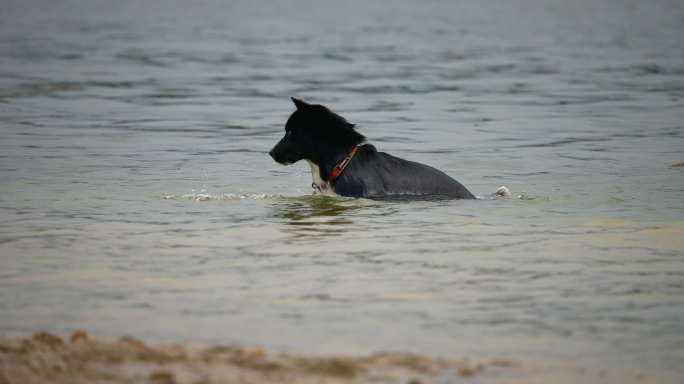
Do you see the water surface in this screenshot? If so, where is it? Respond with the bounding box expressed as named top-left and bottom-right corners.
top-left (1, 0), bottom-right (684, 382)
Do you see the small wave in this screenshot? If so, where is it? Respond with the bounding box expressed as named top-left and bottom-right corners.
top-left (154, 193), bottom-right (281, 201)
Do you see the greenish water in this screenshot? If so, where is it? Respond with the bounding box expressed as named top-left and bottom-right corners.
top-left (1, 0), bottom-right (683, 382)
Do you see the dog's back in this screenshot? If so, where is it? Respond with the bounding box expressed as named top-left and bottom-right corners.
top-left (333, 146), bottom-right (476, 199)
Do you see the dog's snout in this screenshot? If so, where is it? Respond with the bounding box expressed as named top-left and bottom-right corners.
top-left (269, 138), bottom-right (299, 165)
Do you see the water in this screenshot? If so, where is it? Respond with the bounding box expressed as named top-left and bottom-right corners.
top-left (1, 0), bottom-right (684, 381)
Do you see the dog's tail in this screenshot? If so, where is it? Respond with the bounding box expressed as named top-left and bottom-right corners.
top-left (493, 186), bottom-right (511, 197)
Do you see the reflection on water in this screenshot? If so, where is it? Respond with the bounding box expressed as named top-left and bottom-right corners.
top-left (269, 197), bottom-right (361, 230)
top-left (1, 0), bottom-right (684, 382)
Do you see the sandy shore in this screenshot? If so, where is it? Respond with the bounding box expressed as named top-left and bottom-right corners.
top-left (0, 331), bottom-right (667, 384)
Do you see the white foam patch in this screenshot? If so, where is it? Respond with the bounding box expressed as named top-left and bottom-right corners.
top-left (155, 193), bottom-right (280, 201)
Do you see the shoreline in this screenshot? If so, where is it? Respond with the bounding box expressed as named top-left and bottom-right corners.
top-left (0, 331), bottom-right (666, 384)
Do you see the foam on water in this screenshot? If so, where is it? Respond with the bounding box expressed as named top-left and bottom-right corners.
top-left (155, 191), bottom-right (281, 201)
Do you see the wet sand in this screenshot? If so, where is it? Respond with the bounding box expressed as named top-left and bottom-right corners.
top-left (0, 331), bottom-right (667, 384)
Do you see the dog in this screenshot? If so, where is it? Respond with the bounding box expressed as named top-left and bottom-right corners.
top-left (269, 98), bottom-right (509, 199)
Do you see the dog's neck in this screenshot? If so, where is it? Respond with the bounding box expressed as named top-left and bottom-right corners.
top-left (304, 159), bottom-right (327, 188)
top-left (303, 145), bottom-right (359, 195)
top-left (304, 159), bottom-right (339, 197)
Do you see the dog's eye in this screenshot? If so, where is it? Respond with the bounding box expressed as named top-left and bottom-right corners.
top-left (286, 131), bottom-right (292, 136)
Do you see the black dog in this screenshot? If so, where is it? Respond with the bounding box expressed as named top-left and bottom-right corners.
top-left (270, 98), bottom-right (508, 199)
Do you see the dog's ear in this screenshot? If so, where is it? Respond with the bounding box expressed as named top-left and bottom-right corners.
top-left (291, 97), bottom-right (310, 110)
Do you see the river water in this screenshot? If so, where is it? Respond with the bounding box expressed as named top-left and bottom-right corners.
top-left (1, 0), bottom-right (683, 381)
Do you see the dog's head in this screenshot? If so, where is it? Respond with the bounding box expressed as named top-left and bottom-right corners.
top-left (269, 98), bottom-right (365, 166)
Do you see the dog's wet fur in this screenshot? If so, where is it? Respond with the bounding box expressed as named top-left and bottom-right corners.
top-left (270, 98), bottom-right (508, 199)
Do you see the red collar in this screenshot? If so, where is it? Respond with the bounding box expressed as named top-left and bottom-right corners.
top-left (326, 145), bottom-right (357, 187)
